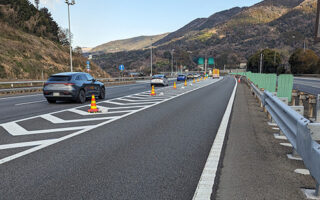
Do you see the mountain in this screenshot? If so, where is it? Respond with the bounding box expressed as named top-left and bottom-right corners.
top-left (93, 0), bottom-right (318, 76)
top-left (0, 0), bottom-right (108, 80)
top-left (90, 33), bottom-right (169, 53)
top-left (154, 7), bottom-right (244, 46)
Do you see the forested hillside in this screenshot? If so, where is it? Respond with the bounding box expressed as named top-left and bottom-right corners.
top-left (0, 0), bottom-right (108, 80)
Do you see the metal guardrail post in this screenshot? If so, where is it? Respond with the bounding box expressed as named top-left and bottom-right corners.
top-left (317, 94), bottom-right (320, 123)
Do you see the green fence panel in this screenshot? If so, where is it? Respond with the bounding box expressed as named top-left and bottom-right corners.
top-left (277, 74), bottom-right (293, 102)
top-left (265, 74), bottom-right (277, 93)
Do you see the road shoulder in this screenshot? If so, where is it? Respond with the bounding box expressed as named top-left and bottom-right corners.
top-left (215, 82), bottom-right (315, 200)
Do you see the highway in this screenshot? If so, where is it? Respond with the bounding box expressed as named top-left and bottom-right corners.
top-left (294, 77), bottom-right (320, 95)
top-left (0, 81), bottom-right (175, 123)
top-left (0, 77), bottom-right (235, 199)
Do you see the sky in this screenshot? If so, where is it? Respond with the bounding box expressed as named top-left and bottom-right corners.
top-left (34, 0), bottom-right (262, 48)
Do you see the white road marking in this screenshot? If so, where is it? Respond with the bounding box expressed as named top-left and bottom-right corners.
top-left (41, 114), bottom-right (117, 123)
top-left (0, 94), bottom-right (42, 101)
top-left (68, 108), bottom-right (131, 116)
top-left (119, 97), bottom-right (162, 102)
top-left (294, 169), bottom-right (310, 175)
top-left (280, 143), bottom-right (293, 147)
top-left (15, 100), bottom-right (46, 106)
top-left (0, 78), bottom-right (224, 164)
top-left (0, 139), bottom-right (58, 150)
top-left (193, 78), bottom-right (237, 200)
top-left (107, 101), bottom-right (154, 106)
top-left (1, 122), bottom-right (94, 136)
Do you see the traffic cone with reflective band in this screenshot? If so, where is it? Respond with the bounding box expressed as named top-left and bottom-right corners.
top-left (201, 77), bottom-right (203, 81)
top-left (173, 82), bottom-right (177, 89)
top-left (197, 78), bottom-right (200, 82)
top-left (88, 95), bottom-right (99, 113)
top-left (184, 80), bottom-right (187, 87)
top-left (238, 78), bottom-right (241, 83)
top-left (193, 79), bottom-right (196, 84)
top-left (150, 85), bottom-right (156, 96)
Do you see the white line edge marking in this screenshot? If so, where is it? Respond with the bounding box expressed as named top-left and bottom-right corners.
top-left (0, 78), bottom-right (224, 164)
top-left (192, 78), bottom-right (237, 200)
top-left (0, 94), bottom-right (43, 101)
top-left (15, 100), bottom-right (46, 106)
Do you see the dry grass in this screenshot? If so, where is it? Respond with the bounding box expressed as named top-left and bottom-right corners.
top-left (0, 21), bottom-right (110, 80)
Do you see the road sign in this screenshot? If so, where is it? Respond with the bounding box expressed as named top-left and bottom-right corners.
top-left (198, 58), bottom-right (204, 65)
top-left (86, 60), bottom-right (90, 71)
top-left (119, 65), bottom-right (124, 71)
top-left (208, 58), bottom-right (214, 65)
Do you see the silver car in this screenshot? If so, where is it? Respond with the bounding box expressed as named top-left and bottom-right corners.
top-left (150, 74), bottom-right (169, 87)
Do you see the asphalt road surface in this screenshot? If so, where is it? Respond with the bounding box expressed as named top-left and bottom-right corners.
top-left (294, 77), bottom-right (320, 95)
top-left (0, 80), bottom-right (177, 124)
top-left (0, 77), bottom-right (235, 200)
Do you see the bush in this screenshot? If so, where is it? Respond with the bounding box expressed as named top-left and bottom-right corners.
top-left (289, 48), bottom-right (319, 74)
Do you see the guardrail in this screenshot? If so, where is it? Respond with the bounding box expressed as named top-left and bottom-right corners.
top-left (250, 82), bottom-right (263, 102)
top-left (0, 77), bottom-right (152, 95)
top-left (246, 77), bottom-right (320, 198)
top-left (263, 91), bottom-right (320, 197)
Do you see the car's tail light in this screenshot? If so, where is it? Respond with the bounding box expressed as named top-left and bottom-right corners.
top-left (64, 83), bottom-right (75, 86)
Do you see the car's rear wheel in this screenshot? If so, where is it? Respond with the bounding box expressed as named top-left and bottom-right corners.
top-left (47, 99), bottom-right (56, 104)
top-left (99, 87), bottom-right (105, 99)
top-left (77, 89), bottom-right (86, 104)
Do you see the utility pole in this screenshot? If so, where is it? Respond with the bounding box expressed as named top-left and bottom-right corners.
top-left (304, 39), bottom-right (306, 52)
top-left (315, 0), bottom-right (320, 42)
top-left (204, 57), bottom-right (207, 76)
top-left (171, 49), bottom-right (174, 77)
top-left (150, 42), bottom-right (153, 76)
top-left (260, 53), bottom-right (263, 73)
top-left (65, 0), bottom-right (75, 72)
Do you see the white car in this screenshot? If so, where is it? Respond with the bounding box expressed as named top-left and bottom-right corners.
top-left (151, 74), bottom-right (169, 87)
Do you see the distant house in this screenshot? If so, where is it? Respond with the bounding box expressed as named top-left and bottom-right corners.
top-left (239, 63), bottom-right (247, 69)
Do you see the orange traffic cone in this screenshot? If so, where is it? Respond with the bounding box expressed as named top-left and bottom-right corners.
top-left (150, 85), bottom-right (156, 96)
top-left (88, 95), bottom-right (99, 113)
top-left (238, 78), bottom-right (241, 83)
top-left (173, 82), bottom-right (177, 89)
top-left (197, 78), bottom-right (200, 82)
top-left (193, 79), bottom-right (195, 84)
top-left (184, 80), bottom-right (187, 87)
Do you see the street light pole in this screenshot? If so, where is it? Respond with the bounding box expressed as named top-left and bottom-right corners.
top-left (150, 43), bottom-right (153, 77)
top-left (171, 49), bottom-right (174, 76)
top-left (65, 0), bottom-right (75, 72)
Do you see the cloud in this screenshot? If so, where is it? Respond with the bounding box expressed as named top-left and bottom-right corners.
top-left (39, 0), bottom-right (63, 10)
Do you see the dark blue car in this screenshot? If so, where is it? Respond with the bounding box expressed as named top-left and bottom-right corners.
top-left (177, 74), bottom-right (187, 81)
top-left (43, 72), bottom-right (105, 104)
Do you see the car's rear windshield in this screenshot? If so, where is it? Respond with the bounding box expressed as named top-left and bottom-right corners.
top-left (48, 76), bottom-right (72, 82)
top-left (152, 75), bottom-right (164, 79)
top-left (178, 75), bottom-right (185, 77)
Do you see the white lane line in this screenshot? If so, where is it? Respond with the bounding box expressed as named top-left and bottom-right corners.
top-left (0, 78), bottom-right (224, 164)
top-left (105, 82), bottom-right (147, 89)
top-left (107, 101), bottom-right (155, 106)
top-left (41, 114), bottom-right (117, 123)
top-left (68, 108), bottom-right (131, 116)
top-left (0, 139), bottom-right (58, 150)
top-left (118, 97), bottom-right (162, 102)
top-left (0, 94), bottom-right (43, 101)
top-left (15, 100), bottom-right (46, 106)
top-left (193, 78), bottom-right (237, 200)
top-left (1, 122), bottom-right (94, 136)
